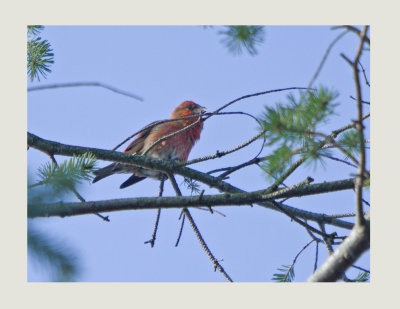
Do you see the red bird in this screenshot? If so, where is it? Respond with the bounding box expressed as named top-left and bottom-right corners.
top-left (93, 101), bottom-right (206, 188)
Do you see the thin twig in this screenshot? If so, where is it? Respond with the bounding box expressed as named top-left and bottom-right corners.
top-left (196, 207), bottom-right (227, 217)
top-left (270, 200), bottom-right (335, 238)
top-left (305, 130), bottom-right (360, 167)
top-left (286, 239), bottom-right (316, 281)
top-left (180, 111), bottom-right (266, 167)
top-left (175, 212), bottom-right (186, 247)
top-left (112, 111), bottom-right (243, 151)
top-left (142, 110), bottom-right (264, 161)
top-left (350, 96), bottom-right (370, 105)
top-left (184, 129), bottom-right (265, 167)
top-left (320, 154), bottom-right (358, 168)
top-left (144, 178), bottom-right (165, 247)
top-left (28, 82), bottom-right (143, 101)
top-left (183, 208), bottom-right (233, 282)
top-left (351, 264), bottom-right (370, 273)
top-left (330, 113), bottom-right (370, 137)
top-left (314, 241), bottom-right (319, 273)
top-left (216, 157), bottom-right (261, 179)
top-left (308, 30), bottom-right (349, 89)
top-left (207, 87), bottom-right (312, 117)
top-left (207, 157), bottom-right (260, 175)
top-left (167, 173), bottom-right (233, 282)
top-left (268, 156), bottom-right (308, 191)
top-left (331, 26), bottom-right (370, 46)
top-left (358, 61), bottom-right (370, 87)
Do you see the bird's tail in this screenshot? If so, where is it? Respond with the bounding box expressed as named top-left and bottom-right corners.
top-left (92, 163), bottom-right (123, 183)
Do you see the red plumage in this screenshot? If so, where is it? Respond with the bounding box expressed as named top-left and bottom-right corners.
top-left (93, 101), bottom-right (206, 188)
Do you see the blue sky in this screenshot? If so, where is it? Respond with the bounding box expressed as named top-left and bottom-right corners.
top-left (27, 26), bottom-right (370, 282)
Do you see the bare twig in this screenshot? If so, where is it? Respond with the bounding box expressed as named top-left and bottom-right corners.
top-left (183, 208), bottom-right (233, 282)
top-left (174, 212), bottom-right (186, 247)
top-left (350, 96), bottom-right (370, 105)
top-left (330, 113), bottom-right (370, 137)
top-left (305, 130), bottom-right (361, 167)
top-left (28, 81), bottom-right (144, 101)
top-left (216, 157), bottom-right (261, 179)
top-left (270, 200), bottom-right (335, 238)
top-left (286, 239), bottom-right (316, 281)
top-left (358, 61), bottom-right (370, 87)
top-left (112, 111), bottom-right (242, 151)
top-left (331, 26), bottom-right (370, 46)
top-left (320, 154), bottom-right (358, 168)
top-left (184, 129), bottom-right (265, 167)
top-left (167, 173), bottom-right (233, 282)
top-left (208, 87), bottom-right (312, 117)
top-left (351, 264), bottom-right (370, 273)
top-left (314, 241), bottom-right (319, 273)
top-left (308, 30), bottom-right (349, 89)
top-left (180, 110), bottom-right (266, 167)
top-left (144, 178), bottom-right (165, 247)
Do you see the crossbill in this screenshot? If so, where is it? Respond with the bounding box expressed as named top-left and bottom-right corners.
top-left (93, 101), bottom-right (206, 188)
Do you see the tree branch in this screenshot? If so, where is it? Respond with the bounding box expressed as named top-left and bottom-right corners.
top-left (28, 82), bottom-right (144, 101)
top-left (28, 132), bottom-right (355, 230)
top-left (307, 215), bottom-right (369, 282)
top-left (167, 173), bottom-right (233, 282)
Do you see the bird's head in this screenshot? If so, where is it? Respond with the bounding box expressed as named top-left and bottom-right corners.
top-left (171, 101), bottom-right (207, 119)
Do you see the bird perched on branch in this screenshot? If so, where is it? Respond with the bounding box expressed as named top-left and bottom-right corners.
top-left (93, 101), bottom-right (206, 188)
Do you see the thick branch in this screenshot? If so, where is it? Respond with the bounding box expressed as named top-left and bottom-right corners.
top-left (28, 132), bottom-right (240, 194)
top-left (307, 217), bottom-right (370, 282)
top-left (29, 177), bottom-right (355, 230)
top-left (28, 133), bottom-right (354, 229)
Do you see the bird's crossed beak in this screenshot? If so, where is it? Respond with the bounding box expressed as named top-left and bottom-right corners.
top-left (195, 105), bottom-right (207, 115)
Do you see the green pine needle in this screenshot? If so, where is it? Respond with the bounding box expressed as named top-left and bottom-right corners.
top-left (261, 145), bottom-right (293, 179)
top-left (28, 224), bottom-right (80, 281)
top-left (183, 177), bottom-right (201, 195)
top-left (338, 130), bottom-right (362, 158)
top-left (219, 26), bottom-right (265, 56)
top-left (259, 86), bottom-right (339, 180)
top-left (27, 25), bottom-right (44, 36)
top-left (27, 36), bottom-right (54, 81)
top-left (354, 271), bottom-right (369, 282)
top-left (272, 264), bottom-right (295, 282)
top-left (32, 153), bottom-right (97, 192)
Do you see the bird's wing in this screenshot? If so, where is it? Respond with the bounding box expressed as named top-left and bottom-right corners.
top-left (123, 120), bottom-right (162, 154)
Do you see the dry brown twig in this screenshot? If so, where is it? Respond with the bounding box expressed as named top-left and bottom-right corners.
top-left (167, 173), bottom-right (233, 282)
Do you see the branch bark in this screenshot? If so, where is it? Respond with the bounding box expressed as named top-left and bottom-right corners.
top-left (28, 132), bottom-right (355, 230)
top-left (307, 213), bottom-right (370, 282)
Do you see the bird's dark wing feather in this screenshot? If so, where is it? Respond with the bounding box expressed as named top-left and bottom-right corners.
top-left (124, 120), bottom-right (161, 154)
top-left (120, 175), bottom-right (146, 189)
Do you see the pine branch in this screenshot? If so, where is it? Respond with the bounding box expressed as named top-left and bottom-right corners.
top-left (28, 224), bottom-right (80, 281)
top-left (218, 26), bottom-right (265, 56)
top-left (27, 37), bottom-right (54, 81)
